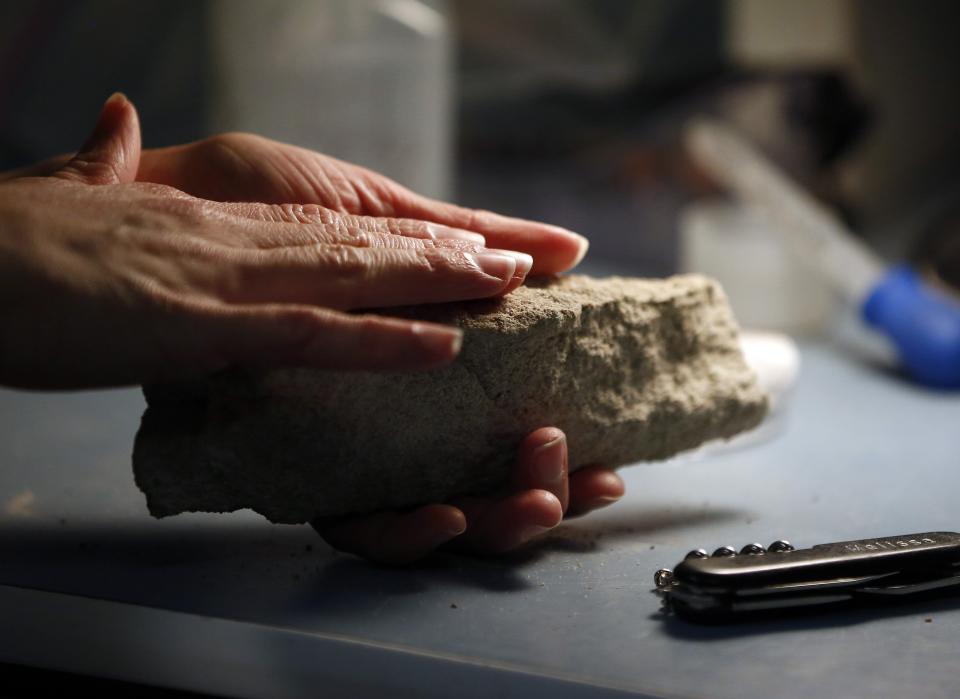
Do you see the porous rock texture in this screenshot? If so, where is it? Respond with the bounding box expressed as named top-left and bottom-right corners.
top-left (133, 275), bottom-right (767, 523)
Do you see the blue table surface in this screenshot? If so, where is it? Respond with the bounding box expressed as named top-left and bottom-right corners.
top-left (1, 342), bottom-right (959, 698)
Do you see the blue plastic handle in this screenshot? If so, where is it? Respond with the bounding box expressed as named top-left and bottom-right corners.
top-left (862, 264), bottom-right (960, 389)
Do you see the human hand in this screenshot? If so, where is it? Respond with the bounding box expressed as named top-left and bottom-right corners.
top-left (131, 117), bottom-right (624, 562)
top-left (0, 95), bottom-right (624, 556)
top-left (134, 133), bottom-right (588, 275)
top-left (0, 94), bottom-right (544, 389)
top-left (313, 427), bottom-right (625, 564)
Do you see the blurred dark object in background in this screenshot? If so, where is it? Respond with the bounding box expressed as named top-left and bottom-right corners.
top-left (452, 0), bottom-right (871, 274)
top-left (913, 199), bottom-right (960, 295)
top-left (783, 71), bottom-right (870, 171)
top-left (0, 0), bottom-right (453, 199)
top-left (452, 0), bottom-right (960, 274)
top-left (0, 0), bottom-right (209, 166)
top-left (455, 66), bottom-right (871, 276)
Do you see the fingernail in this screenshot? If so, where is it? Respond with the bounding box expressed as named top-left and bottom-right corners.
top-left (594, 494), bottom-right (622, 505)
top-left (545, 225), bottom-right (590, 268)
top-left (426, 223), bottom-right (486, 245)
top-left (569, 233), bottom-right (589, 268)
top-left (517, 523), bottom-right (554, 544)
top-left (424, 526), bottom-right (466, 553)
top-left (444, 521), bottom-right (467, 537)
top-left (488, 249), bottom-right (533, 279)
top-left (530, 433), bottom-right (565, 489)
top-left (106, 91), bottom-right (128, 106)
top-left (469, 253), bottom-right (517, 282)
top-left (583, 494), bottom-right (623, 513)
top-left (411, 323), bottom-right (462, 358)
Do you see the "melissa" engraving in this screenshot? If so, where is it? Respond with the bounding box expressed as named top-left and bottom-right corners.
top-left (844, 537), bottom-right (936, 553)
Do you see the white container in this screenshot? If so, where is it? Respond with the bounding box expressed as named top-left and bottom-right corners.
top-left (679, 200), bottom-right (834, 335)
top-left (208, 0), bottom-right (452, 199)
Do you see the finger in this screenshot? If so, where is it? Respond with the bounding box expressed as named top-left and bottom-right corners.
top-left (139, 137), bottom-right (582, 272)
top-left (208, 205), bottom-right (536, 295)
top-left (140, 196), bottom-right (487, 254)
top-left (372, 180), bottom-right (589, 275)
top-left (220, 244), bottom-right (530, 309)
top-left (566, 467), bottom-right (625, 518)
top-left (191, 303), bottom-right (463, 372)
top-left (513, 427), bottom-right (569, 512)
top-left (54, 92), bottom-right (141, 185)
top-left (189, 205), bottom-right (530, 299)
top-left (208, 205), bottom-right (488, 253)
top-left (219, 202), bottom-right (488, 246)
top-left (313, 504), bottom-right (466, 565)
top-left (447, 490), bottom-right (563, 554)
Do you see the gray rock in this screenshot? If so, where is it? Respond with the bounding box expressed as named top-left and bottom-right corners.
top-left (133, 274), bottom-right (767, 523)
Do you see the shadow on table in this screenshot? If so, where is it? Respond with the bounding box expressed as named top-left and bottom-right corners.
top-left (655, 592), bottom-right (960, 640)
top-left (0, 518), bottom-right (324, 618)
top-left (827, 335), bottom-right (960, 399)
top-left (527, 502), bottom-right (746, 558)
top-left (294, 502), bottom-right (746, 619)
top-left (0, 502), bottom-right (744, 622)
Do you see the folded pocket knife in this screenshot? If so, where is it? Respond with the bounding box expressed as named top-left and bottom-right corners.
top-left (654, 532), bottom-right (960, 622)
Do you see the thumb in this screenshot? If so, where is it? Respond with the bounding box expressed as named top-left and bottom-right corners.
top-left (54, 92), bottom-right (141, 185)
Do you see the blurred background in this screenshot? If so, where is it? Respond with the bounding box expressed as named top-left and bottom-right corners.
top-left (2, 0), bottom-right (959, 336)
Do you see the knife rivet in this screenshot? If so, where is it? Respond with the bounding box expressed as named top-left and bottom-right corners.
top-left (740, 543), bottom-right (766, 555)
top-left (654, 568), bottom-right (675, 588)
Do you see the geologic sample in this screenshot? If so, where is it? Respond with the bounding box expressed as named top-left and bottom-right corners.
top-left (133, 275), bottom-right (767, 523)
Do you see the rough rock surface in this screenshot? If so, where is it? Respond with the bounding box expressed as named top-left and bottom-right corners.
top-left (133, 275), bottom-right (767, 523)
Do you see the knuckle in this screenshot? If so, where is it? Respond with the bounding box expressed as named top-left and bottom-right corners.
top-left (178, 245), bottom-right (245, 300)
top-left (422, 247), bottom-right (471, 277)
top-left (337, 213), bottom-right (372, 235)
top-left (384, 218), bottom-right (404, 236)
top-left (255, 204), bottom-right (289, 224)
top-left (124, 187), bottom-right (211, 230)
top-left (386, 217), bottom-right (427, 238)
top-left (301, 204), bottom-right (335, 222)
top-left (323, 245), bottom-right (369, 280)
top-left (319, 215), bottom-right (368, 246)
top-left (201, 131), bottom-right (257, 154)
top-left (432, 238), bottom-right (480, 253)
top-left (196, 132), bottom-right (261, 175)
top-left (129, 274), bottom-right (206, 319)
top-left (272, 203), bottom-right (330, 225)
top-left (454, 207), bottom-right (483, 231)
top-left (268, 307), bottom-right (335, 362)
top-left (164, 232), bottom-right (226, 259)
top-left (420, 248), bottom-right (445, 275)
top-left (123, 227), bottom-right (233, 293)
top-left (66, 158), bottom-right (123, 184)
top-left (341, 229), bottom-right (373, 248)
top-left (310, 246), bottom-right (372, 310)
top-left (354, 313), bottom-right (388, 337)
top-left (280, 309), bottom-right (322, 347)
top-left (352, 315), bottom-right (412, 362)
top-left (133, 182), bottom-right (189, 199)
top-left (275, 203), bottom-right (301, 224)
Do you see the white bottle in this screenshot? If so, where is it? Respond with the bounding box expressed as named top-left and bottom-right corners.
top-left (208, 0), bottom-right (452, 199)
